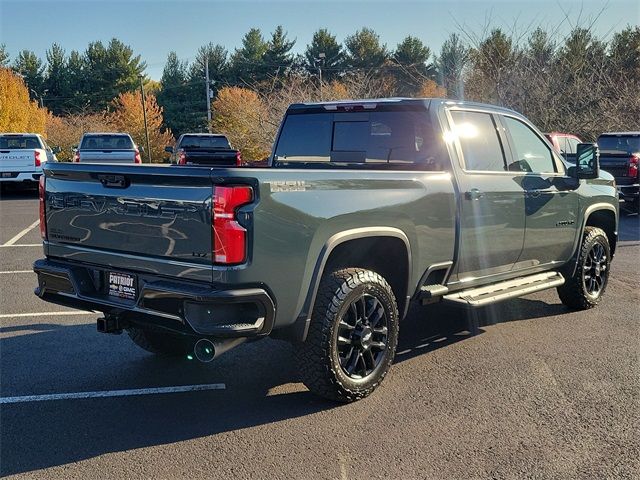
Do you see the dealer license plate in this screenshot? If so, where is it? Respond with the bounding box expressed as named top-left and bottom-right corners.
top-left (107, 271), bottom-right (137, 300)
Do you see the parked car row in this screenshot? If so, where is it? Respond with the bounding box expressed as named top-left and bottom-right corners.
top-left (544, 130), bottom-right (639, 213)
top-left (2, 122), bottom-right (638, 213)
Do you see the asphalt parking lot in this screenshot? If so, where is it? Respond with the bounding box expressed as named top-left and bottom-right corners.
top-left (0, 185), bottom-right (638, 479)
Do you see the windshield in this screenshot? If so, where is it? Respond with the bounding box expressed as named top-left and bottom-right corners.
top-left (0, 135), bottom-right (42, 150)
top-left (597, 135), bottom-right (640, 153)
top-left (180, 136), bottom-right (231, 149)
top-left (81, 134), bottom-right (134, 150)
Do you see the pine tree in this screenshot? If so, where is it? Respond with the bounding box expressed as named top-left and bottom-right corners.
top-left (263, 26), bottom-right (296, 75)
top-left (44, 44), bottom-right (70, 115)
top-left (157, 51), bottom-right (193, 136)
top-left (12, 50), bottom-right (45, 101)
top-left (304, 29), bottom-right (343, 81)
top-left (344, 28), bottom-right (388, 70)
top-left (229, 28), bottom-right (268, 84)
top-left (392, 36), bottom-right (435, 96)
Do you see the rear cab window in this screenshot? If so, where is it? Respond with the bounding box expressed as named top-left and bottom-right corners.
top-left (179, 135), bottom-right (231, 149)
top-left (80, 134), bottom-right (134, 150)
top-left (273, 104), bottom-right (447, 170)
top-left (0, 135), bottom-right (43, 150)
top-left (597, 134), bottom-right (640, 153)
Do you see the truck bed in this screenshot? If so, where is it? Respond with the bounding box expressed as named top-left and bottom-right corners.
top-left (41, 162), bottom-right (456, 330)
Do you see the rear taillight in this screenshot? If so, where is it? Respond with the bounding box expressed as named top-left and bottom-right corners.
top-left (212, 185), bottom-right (253, 264)
top-left (34, 150), bottom-right (42, 167)
top-left (39, 175), bottom-right (46, 239)
top-left (134, 149), bottom-right (142, 163)
top-left (178, 150), bottom-right (186, 165)
top-left (73, 152), bottom-right (80, 162)
top-left (235, 151), bottom-right (243, 166)
top-left (629, 154), bottom-right (639, 178)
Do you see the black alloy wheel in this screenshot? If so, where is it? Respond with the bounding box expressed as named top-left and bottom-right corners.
top-left (336, 293), bottom-right (389, 379)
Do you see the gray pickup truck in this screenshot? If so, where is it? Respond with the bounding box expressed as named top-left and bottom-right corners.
top-left (74, 133), bottom-right (141, 164)
top-left (34, 98), bottom-right (618, 402)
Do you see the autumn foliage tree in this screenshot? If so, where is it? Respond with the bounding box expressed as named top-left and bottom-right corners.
top-left (0, 67), bottom-right (47, 133)
top-left (211, 87), bottom-right (271, 161)
top-left (108, 91), bottom-right (173, 162)
top-left (46, 112), bottom-right (112, 161)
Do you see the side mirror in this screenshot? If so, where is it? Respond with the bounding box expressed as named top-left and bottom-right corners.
top-left (574, 143), bottom-right (599, 179)
top-left (139, 146), bottom-right (145, 153)
top-left (52, 146), bottom-right (61, 154)
top-left (164, 146), bottom-right (174, 153)
top-left (72, 145), bottom-right (78, 152)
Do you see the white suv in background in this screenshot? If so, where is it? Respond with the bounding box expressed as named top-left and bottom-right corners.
top-left (0, 133), bottom-right (58, 185)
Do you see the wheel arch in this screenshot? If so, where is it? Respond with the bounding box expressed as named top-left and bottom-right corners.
top-left (565, 203), bottom-right (618, 277)
top-left (282, 227), bottom-right (412, 343)
top-left (583, 204), bottom-right (618, 257)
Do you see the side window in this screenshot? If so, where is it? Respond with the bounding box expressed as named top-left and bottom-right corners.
top-left (556, 136), bottom-right (568, 154)
top-left (450, 110), bottom-right (506, 171)
top-left (503, 117), bottom-right (556, 173)
top-left (566, 137), bottom-right (580, 154)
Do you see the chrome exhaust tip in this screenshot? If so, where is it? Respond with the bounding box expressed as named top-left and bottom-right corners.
top-left (193, 338), bottom-right (216, 363)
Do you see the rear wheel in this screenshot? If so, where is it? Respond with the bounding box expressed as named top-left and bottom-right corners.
top-left (127, 327), bottom-right (193, 357)
top-left (295, 268), bottom-right (399, 402)
top-left (557, 226), bottom-right (611, 310)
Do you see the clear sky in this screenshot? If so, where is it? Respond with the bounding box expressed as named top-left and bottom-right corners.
top-left (1, 0), bottom-right (638, 80)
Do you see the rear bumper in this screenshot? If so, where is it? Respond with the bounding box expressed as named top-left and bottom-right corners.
top-left (0, 171), bottom-right (40, 183)
top-left (33, 258), bottom-right (276, 338)
top-left (617, 184), bottom-right (639, 205)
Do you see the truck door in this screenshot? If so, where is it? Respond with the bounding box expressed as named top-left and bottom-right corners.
top-left (448, 109), bottom-right (526, 280)
top-left (499, 115), bottom-right (580, 268)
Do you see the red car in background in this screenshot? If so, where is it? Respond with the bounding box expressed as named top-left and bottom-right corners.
top-left (544, 132), bottom-right (583, 163)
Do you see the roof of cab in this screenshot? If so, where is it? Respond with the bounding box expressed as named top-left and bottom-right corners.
top-left (287, 97), bottom-right (522, 116)
top-left (598, 132), bottom-right (640, 136)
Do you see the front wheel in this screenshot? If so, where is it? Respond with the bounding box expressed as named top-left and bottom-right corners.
top-left (295, 268), bottom-right (399, 402)
top-left (557, 226), bottom-right (611, 310)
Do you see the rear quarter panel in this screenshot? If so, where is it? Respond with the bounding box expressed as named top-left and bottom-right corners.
top-left (216, 168), bottom-right (457, 328)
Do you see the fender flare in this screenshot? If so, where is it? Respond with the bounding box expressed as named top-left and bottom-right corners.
top-left (567, 202), bottom-right (618, 276)
top-left (291, 227), bottom-right (412, 342)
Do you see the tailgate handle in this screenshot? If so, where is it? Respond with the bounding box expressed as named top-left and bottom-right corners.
top-left (99, 174), bottom-right (128, 188)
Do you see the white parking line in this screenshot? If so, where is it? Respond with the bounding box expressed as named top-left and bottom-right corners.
top-left (0, 244), bottom-right (41, 248)
top-left (0, 270), bottom-right (32, 274)
top-left (0, 311), bottom-right (96, 319)
top-left (0, 383), bottom-right (226, 404)
top-left (2, 220), bottom-right (40, 246)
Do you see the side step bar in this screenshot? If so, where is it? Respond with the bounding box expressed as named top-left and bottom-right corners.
top-left (443, 272), bottom-right (565, 307)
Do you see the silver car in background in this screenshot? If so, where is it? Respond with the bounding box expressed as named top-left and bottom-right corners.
top-left (73, 133), bottom-right (141, 163)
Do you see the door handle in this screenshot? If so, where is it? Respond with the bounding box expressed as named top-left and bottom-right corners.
top-left (465, 188), bottom-right (485, 200)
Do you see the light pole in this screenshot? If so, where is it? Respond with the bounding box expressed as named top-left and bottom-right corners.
top-left (138, 75), bottom-right (151, 163)
top-left (205, 60), bottom-right (212, 133)
top-left (30, 88), bottom-right (47, 108)
top-left (315, 52), bottom-right (326, 101)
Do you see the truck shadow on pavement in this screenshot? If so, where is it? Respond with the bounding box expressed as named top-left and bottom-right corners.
top-left (0, 298), bottom-right (573, 476)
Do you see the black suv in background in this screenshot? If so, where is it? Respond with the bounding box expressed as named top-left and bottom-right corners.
top-left (597, 132), bottom-right (639, 213)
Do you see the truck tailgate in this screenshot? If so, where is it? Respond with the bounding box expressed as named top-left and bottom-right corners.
top-left (0, 150), bottom-right (35, 172)
top-left (44, 163), bottom-right (214, 280)
top-left (79, 150), bottom-right (135, 163)
top-left (600, 152), bottom-right (635, 185)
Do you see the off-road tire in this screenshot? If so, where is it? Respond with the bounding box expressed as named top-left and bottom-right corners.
top-left (557, 226), bottom-right (611, 310)
top-left (127, 327), bottom-right (193, 357)
top-left (295, 268), bottom-right (399, 402)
